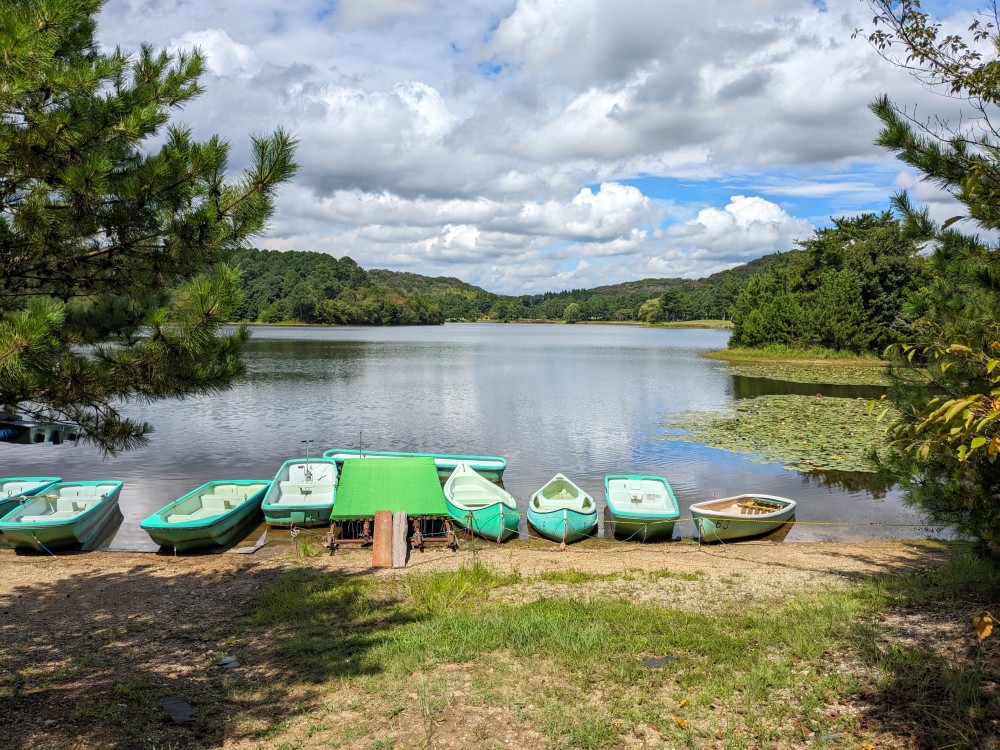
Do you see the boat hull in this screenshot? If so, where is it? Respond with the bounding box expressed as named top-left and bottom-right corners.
top-left (604, 475), bottom-right (680, 542)
top-left (0, 477), bottom-right (61, 519)
top-left (443, 462), bottom-right (520, 541)
top-left (140, 480), bottom-right (270, 552)
top-left (446, 498), bottom-right (520, 542)
top-left (324, 448), bottom-right (506, 481)
top-left (691, 494), bottom-right (796, 542)
top-left (606, 512), bottom-right (676, 542)
top-left (528, 474), bottom-right (597, 544)
top-left (0, 481), bottom-right (123, 551)
top-left (527, 506), bottom-right (598, 543)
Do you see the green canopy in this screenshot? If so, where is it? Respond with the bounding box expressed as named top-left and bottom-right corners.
top-left (331, 457), bottom-right (447, 520)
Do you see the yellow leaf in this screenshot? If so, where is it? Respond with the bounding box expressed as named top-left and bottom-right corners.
top-left (674, 718), bottom-right (688, 729)
top-left (678, 699), bottom-right (687, 708)
top-left (973, 611), bottom-right (994, 641)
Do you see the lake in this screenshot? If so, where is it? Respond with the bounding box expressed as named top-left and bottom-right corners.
top-left (0, 323), bottom-right (943, 550)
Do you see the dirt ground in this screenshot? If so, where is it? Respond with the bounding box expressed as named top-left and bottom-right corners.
top-left (0, 539), bottom-right (964, 749)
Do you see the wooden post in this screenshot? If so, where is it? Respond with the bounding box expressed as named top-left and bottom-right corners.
top-left (372, 510), bottom-right (393, 568)
top-left (391, 511), bottom-right (409, 568)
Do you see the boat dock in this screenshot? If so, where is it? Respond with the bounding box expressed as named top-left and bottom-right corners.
top-left (324, 457), bottom-right (457, 555)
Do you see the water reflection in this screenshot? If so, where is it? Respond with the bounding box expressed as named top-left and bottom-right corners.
top-left (798, 469), bottom-right (893, 499)
top-left (732, 375), bottom-right (887, 401)
top-left (0, 324), bottom-right (945, 550)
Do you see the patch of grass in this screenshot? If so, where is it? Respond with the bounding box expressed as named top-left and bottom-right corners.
top-left (244, 554), bottom-right (1000, 749)
top-left (533, 568), bottom-right (620, 584)
top-left (652, 319), bottom-right (733, 329)
top-left (648, 568), bottom-right (705, 582)
top-left (404, 559), bottom-right (521, 614)
top-left (727, 362), bottom-right (893, 387)
top-left (705, 345), bottom-right (886, 364)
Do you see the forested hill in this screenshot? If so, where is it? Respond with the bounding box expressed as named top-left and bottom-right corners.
top-left (226, 246), bottom-right (797, 325)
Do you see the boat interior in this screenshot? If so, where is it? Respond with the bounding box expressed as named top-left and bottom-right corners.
top-left (448, 476), bottom-right (510, 509)
top-left (607, 478), bottom-right (675, 512)
top-left (163, 483), bottom-right (269, 523)
top-left (534, 478), bottom-right (593, 512)
top-left (9, 484), bottom-right (118, 523)
top-left (270, 461), bottom-right (336, 506)
top-left (2, 480), bottom-right (51, 497)
top-left (696, 496), bottom-right (788, 516)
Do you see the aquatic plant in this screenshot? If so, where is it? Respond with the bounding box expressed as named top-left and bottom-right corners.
top-left (662, 395), bottom-right (897, 473)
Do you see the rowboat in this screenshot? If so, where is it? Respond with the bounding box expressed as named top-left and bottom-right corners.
top-left (443, 462), bottom-right (519, 542)
top-left (140, 480), bottom-right (271, 552)
top-left (690, 494), bottom-right (796, 542)
top-left (604, 474), bottom-right (680, 542)
top-left (0, 477), bottom-right (61, 519)
top-left (0, 480), bottom-right (123, 551)
top-left (261, 457), bottom-right (338, 527)
top-left (528, 474), bottom-right (597, 545)
top-left (323, 448), bottom-right (507, 481)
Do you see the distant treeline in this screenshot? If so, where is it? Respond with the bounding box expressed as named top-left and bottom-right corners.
top-left (227, 212), bottom-right (924, 354)
top-left (226, 247), bottom-right (788, 326)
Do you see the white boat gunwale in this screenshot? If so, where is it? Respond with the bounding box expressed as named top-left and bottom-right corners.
top-left (603, 475), bottom-right (680, 519)
top-left (690, 493), bottom-right (796, 520)
top-left (142, 481), bottom-right (270, 529)
top-left (3, 482), bottom-right (123, 527)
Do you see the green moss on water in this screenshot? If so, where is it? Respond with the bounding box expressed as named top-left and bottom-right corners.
top-left (663, 394), bottom-right (897, 473)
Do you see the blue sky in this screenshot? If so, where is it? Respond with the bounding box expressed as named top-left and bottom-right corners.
top-left (99, 0), bottom-right (986, 293)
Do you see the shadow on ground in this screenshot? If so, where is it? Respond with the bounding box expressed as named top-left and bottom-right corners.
top-left (0, 556), bottom-right (414, 749)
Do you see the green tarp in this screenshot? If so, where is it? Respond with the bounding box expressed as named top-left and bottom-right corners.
top-left (331, 457), bottom-right (447, 520)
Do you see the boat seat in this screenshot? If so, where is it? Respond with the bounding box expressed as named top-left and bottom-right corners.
top-left (168, 507), bottom-right (218, 522)
top-left (279, 481), bottom-right (334, 497)
top-left (19, 511), bottom-right (77, 522)
top-left (274, 493), bottom-right (325, 506)
top-left (55, 498), bottom-right (90, 513)
top-left (200, 495), bottom-right (238, 511)
top-left (534, 496), bottom-right (589, 511)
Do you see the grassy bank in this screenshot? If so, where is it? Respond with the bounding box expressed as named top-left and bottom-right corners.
top-left (706, 346), bottom-right (886, 366)
top-left (3, 544), bottom-right (998, 749)
top-left (234, 548), bottom-right (999, 749)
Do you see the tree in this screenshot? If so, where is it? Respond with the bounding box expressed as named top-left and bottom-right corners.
top-left (0, 0), bottom-right (298, 453)
top-left (637, 297), bottom-right (662, 323)
top-left (563, 302), bottom-right (582, 323)
top-left (659, 288), bottom-right (693, 322)
top-left (860, 1), bottom-right (1000, 552)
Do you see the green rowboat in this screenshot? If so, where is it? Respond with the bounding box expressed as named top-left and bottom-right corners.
top-left (444, 462), bottom-right (519, 541)
top-left (604, 474), bottom-right (680, 542)
top-left (528, 474), bottom-right (597, 545)
top-left (261, 457), bottom-right (338, 527)
top-left (690, 494), bottom-right (796, 542)
top-left (0, 480), bottom-right (123, 551)
top-left (140, 480), bottom-right (270, 552)
top-left (0, 477), bottom-right (61, 519)
top-left (324, 448), bottom-right (507, 481)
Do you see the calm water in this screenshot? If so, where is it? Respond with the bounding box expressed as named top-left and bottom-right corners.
top-left (0, 324), bottom-right (943, 550)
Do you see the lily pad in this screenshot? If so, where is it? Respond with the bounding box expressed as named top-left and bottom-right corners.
top-left (662, 395), bottom-right (898, 473)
